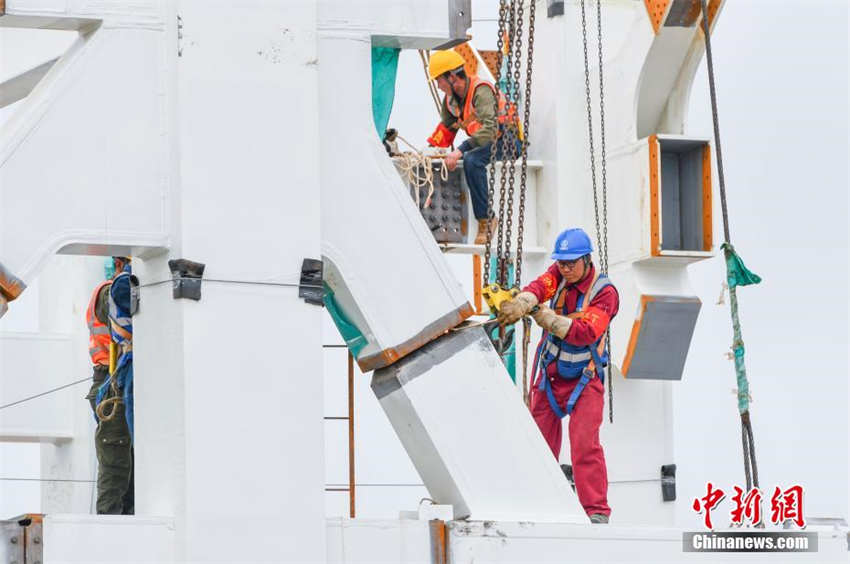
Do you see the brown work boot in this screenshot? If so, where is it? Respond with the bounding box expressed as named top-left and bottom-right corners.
top-left (473, 218), bottom-right (497, 245)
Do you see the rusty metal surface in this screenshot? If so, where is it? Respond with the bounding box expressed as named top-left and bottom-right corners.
top-left (428, 520), bottom-right (447, 564)
top-left (0, 515), bottom-right (41, 564)
top-left (357, 302), bottom-right (474, 372)
top-left (0, 520), bottom-right (24, 564)
top-left (347, 352), bottom-right (356, 519)
top-left (23, 515), bottom-right (43, 564)
top-left (0, 261), bottom-right (26, 302)
top-left (665, 0), bottom-right (701, 27)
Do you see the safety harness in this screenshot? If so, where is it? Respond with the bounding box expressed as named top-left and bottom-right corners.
top-left (533, 272), bottom-right (612, 418)
top-left (95, 267), bottom-right (136, 440)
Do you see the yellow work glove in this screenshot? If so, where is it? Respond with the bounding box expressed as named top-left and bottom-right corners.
top-left (531, 305), bottom-right (573, 339)
top-left (497, 291), bottom-right (538, 326)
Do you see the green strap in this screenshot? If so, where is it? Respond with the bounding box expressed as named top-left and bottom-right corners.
top-left (722, 243), bottom-right (761, 413)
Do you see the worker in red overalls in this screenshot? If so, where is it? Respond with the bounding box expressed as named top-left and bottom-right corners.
top-left (499, 227), bottom-right (618, 524)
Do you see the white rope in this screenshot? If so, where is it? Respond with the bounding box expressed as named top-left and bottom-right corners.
top-left (393, 135), bottom-right (449, 209)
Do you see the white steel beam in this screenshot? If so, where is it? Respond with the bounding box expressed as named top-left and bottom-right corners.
top-left (317, 26), bottom-right (473, 372)
top-left (373, 328), bottom-right (587, 523)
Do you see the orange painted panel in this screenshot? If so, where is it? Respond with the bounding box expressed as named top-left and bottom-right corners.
top-left (621, 296), bottom-right (655, 377)
top-left (643, 0), bottom-right (671, 34)
top-left (478, 50), bottom-right (501, 80)
top-left (453, 42), bottom-right (479, 78)
top-left (702, 144), bottom-right (713, 251)
top-left (648, 135), bottom-right (661, 256)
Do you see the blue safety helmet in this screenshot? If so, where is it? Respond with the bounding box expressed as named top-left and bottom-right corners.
top-left (551, 228), bottom-right (593, 261)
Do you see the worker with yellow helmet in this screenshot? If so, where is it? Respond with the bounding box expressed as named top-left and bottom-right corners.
top-left (427, 49), bottom-right (521, 244)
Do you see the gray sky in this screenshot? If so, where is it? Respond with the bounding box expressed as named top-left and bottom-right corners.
top-left (676, 0), bottom-right (848, 523)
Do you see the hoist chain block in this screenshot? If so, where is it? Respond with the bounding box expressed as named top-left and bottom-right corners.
top-left (481, 283), bottom-right (518, 315)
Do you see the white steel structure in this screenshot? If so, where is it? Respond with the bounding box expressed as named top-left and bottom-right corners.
top-left (0, 0), bottom-right (847, 562)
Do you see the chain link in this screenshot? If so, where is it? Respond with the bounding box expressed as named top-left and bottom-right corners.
top-left (495, 0), bottom-right (519, 286)
top-left (592, 0), bottom-right (612, 422)
top-left (581, 0), bottom-right (614, 422)
top-left (502, 0), bottom-right (524, 286)
top-left (515, 0), bottom-right (536, 287)
top-left (483, 0), bottom-right (510, 286)
top-left (580, 0), bottom-right (602, 265)
top-left (595, 0), bottom-right (609, 275)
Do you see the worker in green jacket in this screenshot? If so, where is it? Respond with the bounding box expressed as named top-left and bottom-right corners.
top-left (427, 49), bottom-right (522, 244)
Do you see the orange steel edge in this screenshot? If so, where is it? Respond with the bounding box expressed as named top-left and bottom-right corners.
top-left (347, 352), bottom-right (356, 519)
top-left (702, 144), bottom-right (713, 251)
top-left (0, 1), bottom-right (5, 16)
top-left (472, 255), bottom-right (483, 314)
top-left (430, 520), bottom-right (448, 564)
top-left (356, 302), bottom-right (476, 372)
top-left (620, 296), bottom-right (655, 377)
top-left (453, 42), bottom-right (478, 77)
top-left (648, 135), bottom-right (661, 257)
top-left (0, 271), bottom-right (26, 302)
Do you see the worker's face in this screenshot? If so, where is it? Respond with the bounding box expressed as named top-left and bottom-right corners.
top-left (435, 75), bottom-right (452, 96)
top-left (557, 257), bottom-right (588, 285)
top-left (447, 73), bottom-right (465, 95)
top-left (113, 259), bottom-right (127, 275)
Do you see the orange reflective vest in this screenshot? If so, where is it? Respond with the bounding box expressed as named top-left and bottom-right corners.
top-left (445, 76), bottom-right (520, 138)
top-left (86, 280), bottom-right (112, 366)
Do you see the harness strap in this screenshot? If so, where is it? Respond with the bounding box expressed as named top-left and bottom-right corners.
top-left (544, 374), bottom-right (568, 419)
top-left (565, 371), bottom-right (592, 415)
top-left (539, 271), bottom-right (612, 418)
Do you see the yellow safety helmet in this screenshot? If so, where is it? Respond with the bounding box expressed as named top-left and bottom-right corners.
top-left (428, 50), bottom-right (466, 80)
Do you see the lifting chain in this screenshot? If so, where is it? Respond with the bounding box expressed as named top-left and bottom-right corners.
top-left (494, 0), bottom-right (518, 287)
top-left (517, 0), bottom-right (536, 406)
top-left (484, 0), bottom-right (535, 289)
top-left (580, 0), bottom-right (613, 422)
top-left (515, 0), bottom-right (536, 288)
top-left (580, 0), bottom-right (606, 271)
top-left (483, 0), bottom-right (510, 286)
top-left (501, 0), bottom-right (523, 286)
top-left (479, 2), bottom-right (537, 380)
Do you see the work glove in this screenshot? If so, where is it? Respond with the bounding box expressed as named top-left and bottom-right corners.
top-left (427, 122), bottom-right (458, 148)
top-left (532, 305), bottom-right (573, 339)
top-left (497, 291), bottom-right (538, 326)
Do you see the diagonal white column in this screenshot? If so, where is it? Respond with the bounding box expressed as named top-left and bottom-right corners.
top-left (373, 328), bottom-right (587, 523)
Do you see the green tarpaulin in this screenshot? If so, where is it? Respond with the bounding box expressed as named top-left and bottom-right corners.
top-left (323, 283), bottom-right (368, 358)
top-left (371, 46), bottom-right (401, 138)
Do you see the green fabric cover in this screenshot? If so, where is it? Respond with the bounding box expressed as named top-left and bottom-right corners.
top-left (722, 242), bottom-right (762, 288)
top-left (371, 47), bottom-right (401, 138)
top-left (323, 283), bottom-right (368, 357)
